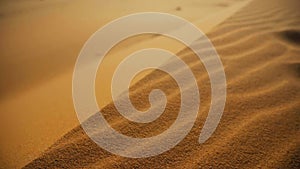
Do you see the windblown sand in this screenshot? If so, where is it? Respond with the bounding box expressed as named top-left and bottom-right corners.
top-left (0, 0), bottom-right (250, 168)
top-left (1, 0), bottom-right (300, 168)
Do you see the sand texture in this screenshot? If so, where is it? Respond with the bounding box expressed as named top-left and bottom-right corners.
top-left (24, 0), bottom-right (300, 168)
top-left (2, 0), bottom-right (300, 168)
top-left (0, 0), bottom-right (251, 168)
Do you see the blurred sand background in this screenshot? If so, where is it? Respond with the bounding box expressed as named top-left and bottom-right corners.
top-left (1, 0), bottom-right (300, 168)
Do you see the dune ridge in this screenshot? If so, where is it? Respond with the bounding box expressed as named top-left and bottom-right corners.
top-left (1, 1), bottom-right (253, 168)
top-left (23, 0), bottom-right (300, 168)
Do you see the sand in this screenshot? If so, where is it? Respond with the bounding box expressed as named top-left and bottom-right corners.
top-left (1, 0), bottom-right (300, 168)
top-left (0, 0), bottom-right (250, 168)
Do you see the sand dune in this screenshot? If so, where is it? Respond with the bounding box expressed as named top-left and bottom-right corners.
top-left (3, 0), bottom-right (300, 168)
top-left (0, 0), bottom-right (252, 168)
top-left (22, 0), bottom-right (300, 168)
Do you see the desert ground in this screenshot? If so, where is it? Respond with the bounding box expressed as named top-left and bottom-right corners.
top-left (1, 0), bottom-right (300, 168)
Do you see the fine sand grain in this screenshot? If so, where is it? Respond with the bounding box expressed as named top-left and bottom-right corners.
top-left (23, 0), bottom-right (300, 168)
top-left (2, 0), bottom-right (300, 168)
top-left (0, 0), bottom-right (251, 168)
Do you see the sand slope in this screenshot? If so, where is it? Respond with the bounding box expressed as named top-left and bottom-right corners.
top-left (23, 0), bottom-right (300, 168)
top-left (0, 0), bottom-right (251, 168)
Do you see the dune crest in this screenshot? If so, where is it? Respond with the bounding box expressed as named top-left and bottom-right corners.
top-left (0, 0), bottom-right (253, 168)
top-left (23, 0), bottom-right (300, 168)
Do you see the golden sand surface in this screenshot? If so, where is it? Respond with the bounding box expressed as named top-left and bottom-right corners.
top-left (2, 0), bottom-right (300, 168)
